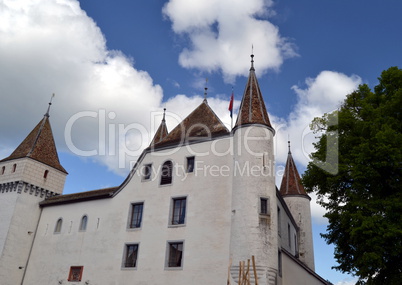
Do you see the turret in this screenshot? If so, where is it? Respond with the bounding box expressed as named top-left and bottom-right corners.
top-left (230, 54), bottom-right (278, 284)
top-left (279, 142), bottom-right (315, 270)
top-left (0, 98), bottom-right (67, 284)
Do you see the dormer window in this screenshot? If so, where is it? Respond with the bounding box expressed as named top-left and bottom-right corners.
top-left (12, 164), bottom-right (16, 173)
top-left (44, 170), bottom-right (49, 179)
top-left (160, 161), bottom-right (173, 185)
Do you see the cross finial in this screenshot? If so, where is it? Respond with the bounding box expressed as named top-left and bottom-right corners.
top-left (45, 93), bottom-right (55, 117)
top-left (203, 78), bottom-right (208, 102)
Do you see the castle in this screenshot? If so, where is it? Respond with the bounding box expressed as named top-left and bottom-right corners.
top-left (0, 55), bottom-right (329, 285)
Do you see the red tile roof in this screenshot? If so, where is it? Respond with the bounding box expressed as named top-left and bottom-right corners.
top-left (280, 146), bottom-right (309, 197)
top-left (150, 117), bottom-right (168, 146)
top-left (154, 100), bottom-right (229, 147)
top-left (0, 117), bottom-right (67, 174)
top-left (40, 187), bottom-right (118, 207)
top-left (234, 55), bottom-right (273, 130)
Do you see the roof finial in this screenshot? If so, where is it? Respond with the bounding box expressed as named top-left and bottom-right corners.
top-left (288, 140), bottom-right (291, 154)
top-left (45, 93), bottom-right (55, 117)
top-left (250, 45), bottom-right (255, 71)
top-left (162, 108), bottom-right (166, 122)
top-left (203, 78), bottom-right (208, 102)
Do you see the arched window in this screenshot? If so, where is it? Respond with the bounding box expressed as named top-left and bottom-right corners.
top-left (44, 170), bottom-right (49, 179)
top-left (79, 215), bottom-right (88, 231)
top-left (160, 160), bottom-right (173, 185)
top-left (1, 166), bottom-right (5, 175)
top-left (12, 164), bottom-right (16, 173)
top-left (54, 218), bottom-right (63, 233)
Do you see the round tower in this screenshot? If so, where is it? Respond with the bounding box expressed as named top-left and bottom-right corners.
top-left (0, 99), bottom-right (67, 285)
top-left (279, 142), bottom-right (315, 270)
top-left (229, 54), bottom-right (278, 285)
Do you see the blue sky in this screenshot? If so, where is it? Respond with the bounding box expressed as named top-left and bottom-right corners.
top-left (1, 0), bottom-right (402, 284)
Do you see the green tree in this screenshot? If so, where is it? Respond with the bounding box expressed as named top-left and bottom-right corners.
top-left (302, 67), bottom-right (402, 284)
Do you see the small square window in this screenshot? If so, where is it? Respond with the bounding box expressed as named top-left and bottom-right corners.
top-left (68, 266), bottom-right (83, 282)
top-left (186, 156), bottom-right (195, 173)
top-left (167, 242), bottom-right (184, 268)
top-left (123, 244), bottom-right (139, 268)
top-left (129, 203), bottom-right (143, 229)
top-left (171, 198), bottom-right (186, 225)
top-left (260, 198), bottom-right (269, 215)
top-left (142, 164), bottom-right (152, 181)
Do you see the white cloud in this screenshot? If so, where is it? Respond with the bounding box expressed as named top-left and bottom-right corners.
top-left (0, 0), bottom-right (163, 175)
top-left (163, 0), bottom-right (297, 83)
top-left (273, 71), bottom-right (362, 222)
top-left (335, 278), bottom-right (358, 285)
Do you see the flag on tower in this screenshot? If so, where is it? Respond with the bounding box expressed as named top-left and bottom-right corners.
top-left (228, 91), bottom-right (234, 118)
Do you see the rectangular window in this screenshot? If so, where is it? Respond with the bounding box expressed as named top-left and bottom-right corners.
top-left (277, 207), bottom-right (281, 236)
top-left (124, 244), bottom-right (139, 268)
top-left (288, 224), bottom-right (291, 248)
top-left (186, 156), bottom-right (195, 173)
top-left (260, 197), bottom-right (269, 215)
top-left (142, 164), bottom-right (152, 181)
top-left (278, 251), bottom-right (282, 277)
top-left (68, 266), bottom-right (83, 282)
top-left (171, 198), bottom-right (186, 225)
top-left (129, 203), bottom-right (144, 229)
top-left (167, 242), bottom-right (184, 268)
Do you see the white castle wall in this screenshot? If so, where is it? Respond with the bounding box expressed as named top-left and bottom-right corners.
top-left (0, 158), bottom-right (66, 194)
top-left (230, 125), bottom-right (278, 285)
top-left (24, 137), bottom-right (234, 285)
top-left (283, 196), bottom-right (315, 270)
top-left (0, 191), bottom-right (43, 285)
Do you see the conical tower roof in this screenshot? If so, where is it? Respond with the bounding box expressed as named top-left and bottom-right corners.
top-left (234, 54), bottom-right (273, 131)
top-left (1, 106), bottom-right (67, 174)
top-left (279, 142), bottom-right (309, 198)
top-left (150, 108), bottom-right (169, 147)
top-left (156, 100), bottom-right (229, 147)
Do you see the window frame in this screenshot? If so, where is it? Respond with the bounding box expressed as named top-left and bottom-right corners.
top-left (259, 197), bottom-right (269, 215)
top-left (79, 215), bottom-right (88, 232)
top-left (186, 156), bottom-right (195, 173)
top-left (128, 202), bottom-right (144, 230)
top-left (122, 243), bottom-right (139, 269)
top-left (142, 163), bottom-right (152, 181)
top-left (160, 160), bottom-right (173, 185)
top-left (68, 266), bottom-right (83, 282)
top-left (169, 197), bottom-right (187, 227)
top-left (165, 241), bottom-right (184, 270)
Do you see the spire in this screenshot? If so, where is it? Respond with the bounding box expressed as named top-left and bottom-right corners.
top-left (0, 98), bottom-right (67, 174)
top-left (234, 53), bottom-right (274, 132)
top-left (203, 78), bottom-right (208, 103)
top-left (279, 142), bottom-right (309, 198)
top-left (45, 93), bottom-right (55, 117)
top-left (149, 108), bottom-right (169, 147)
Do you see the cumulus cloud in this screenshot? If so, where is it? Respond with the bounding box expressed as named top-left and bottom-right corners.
top-left (0, 0), bottom-right (165, 175)
top-left (163, 0), bottom-right (297, 83)
top-left (273, 71), bottom-right (362, 223)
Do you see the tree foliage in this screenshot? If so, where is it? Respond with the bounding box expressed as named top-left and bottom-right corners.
top-left (302, 67), bottom-right (402, 284)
